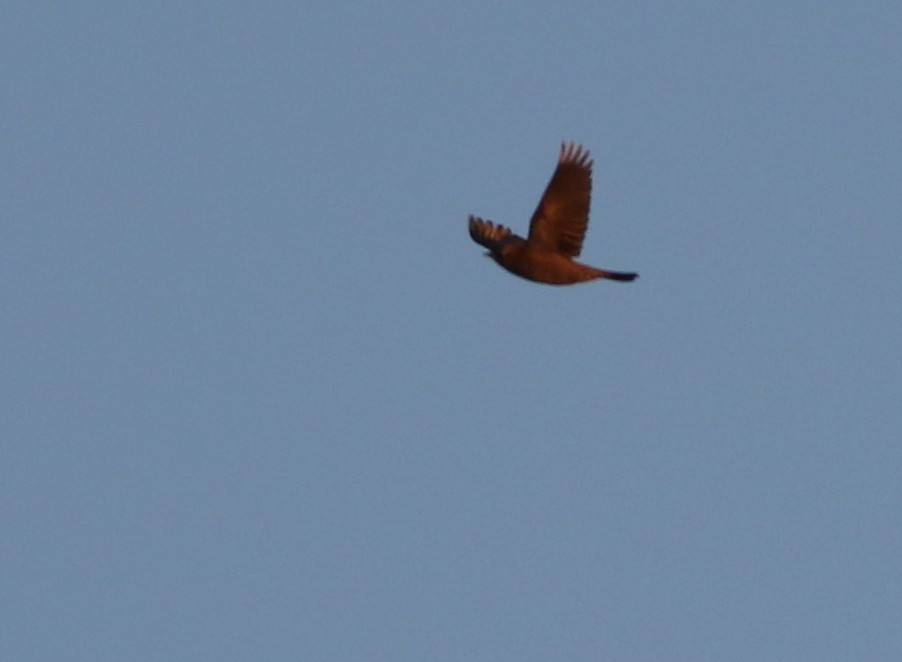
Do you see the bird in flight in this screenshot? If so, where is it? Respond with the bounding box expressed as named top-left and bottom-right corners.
top-left (468, 142), bottom-right (637, 285)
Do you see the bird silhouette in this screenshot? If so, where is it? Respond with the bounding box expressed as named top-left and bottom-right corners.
top-left (468, 142), bottom-right (637, 285)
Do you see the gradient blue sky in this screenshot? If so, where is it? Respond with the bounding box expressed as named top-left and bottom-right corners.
top-left (3, 2), bottom-right (901, 660)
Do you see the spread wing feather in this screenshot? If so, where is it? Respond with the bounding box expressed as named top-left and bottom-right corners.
top-left (527, 142), bottom-right (593, 258)
top-left (468, 215), bottom-right (524, 252)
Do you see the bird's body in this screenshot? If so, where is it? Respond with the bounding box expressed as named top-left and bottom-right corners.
top-left (468, 143), bottom-right (637, 285)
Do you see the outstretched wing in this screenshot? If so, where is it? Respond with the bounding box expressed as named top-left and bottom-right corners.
top-left (468, 215), bottom-right (524, 252)
top-left (527, 142), bottom-right (593, 257)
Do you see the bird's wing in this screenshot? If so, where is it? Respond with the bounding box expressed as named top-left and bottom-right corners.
top-left (527, 142), bottom-right (593, 258)
top-left (468, 215), bottom-right (523, 251)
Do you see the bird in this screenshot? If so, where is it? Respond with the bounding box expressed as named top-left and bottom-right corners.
top-left (468, 142), bottom-right (637, 285)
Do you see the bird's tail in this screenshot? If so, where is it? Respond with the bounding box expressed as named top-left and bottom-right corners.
top-left (596, 268), bottom-right (638, 282)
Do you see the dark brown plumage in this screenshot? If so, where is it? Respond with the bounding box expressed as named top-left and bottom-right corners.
top-left (468, 142), bottom-right (637, 285)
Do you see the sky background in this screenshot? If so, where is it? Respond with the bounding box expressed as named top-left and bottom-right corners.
top-left (3, 2), bottom-right (901, 660)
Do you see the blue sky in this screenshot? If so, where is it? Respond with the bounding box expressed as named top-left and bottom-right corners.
top-left (3, 2), bottom-right (901, 660)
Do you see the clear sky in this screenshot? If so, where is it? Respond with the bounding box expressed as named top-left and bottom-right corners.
top-left (3, 2), bottom-right (901, 660)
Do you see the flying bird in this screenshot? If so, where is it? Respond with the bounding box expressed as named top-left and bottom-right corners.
top-left (468, 142), bottom-right (637, 285)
